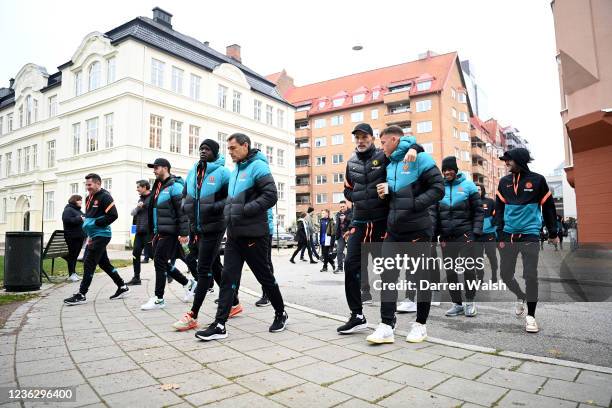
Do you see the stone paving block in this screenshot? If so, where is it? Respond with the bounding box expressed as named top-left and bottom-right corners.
top-left (517, 361), bottom-right (579, 381)
top-left (379, 347), bottom-right (442, 367)
top-left (463, 353), bottom-right (522, 370)
top-left (24, 383), bottom-right (100, 408)
top-left (288, 322), bottom-right (329, 334)
top-left (288, 360), bottom-right (356, 385)
top-left (15, 345), bottom-right (68, 362)
top-left (78, 356), bottom-right (139, 377)
top-left (575, 370), bottom-right (612, 389)
top-left (254, 329), bottom-right (302, 342)
top-left (157, 330), bottom-right (196, 342)
top-left (244, 345), bottom-right (303, 364)
top-left (170, 337), bottom-right (218, 352)
top-left (19, 369), bottom-right (85, 388)
top-left (303, 328), bottom-right (346, 341)
top-left (235, 368), bottom-right (306, 396)
top-left (432, 377), bottom-right (508, 406)
top-left (187, 345), bottom-right (242, 364)
top-left (277, 335), bottom-right (328, 352)
top-left (110, 329), bottom-right (156, 341)
top-left (88, 369), bottom-right (157, 395)
top-left (378, 384), bottom-right (463, 408)
top-left (497, 390), bottom-right (577, 408)
top-left (66, 336), bottom-right (116, 351)
top-left (158, 368), bottom-right (230, 396)
top-left (104, 321), bottom-right (146, 332)
top-left (128, 345), bottom-right (183, 363)
top-left (302, 344), bottom-right (361, 363)
top-left (206, 391), bottom-right (286, 408)
top-left (421, 344), bottom-right (475, 360)
top-left (330, 334), bottom-right (369, 346)
top-left (141, 356), bottom-right (203, 378)
top-left (0, 366), bottom-right (14, 385)
top-left (16, 335), bottom-right (66, 350)
top-left (424, 356), bottom-right (490, 380)
top-left (329, 373), bottom-right (403, 402)
top-left (222, 336), bottom-right (275, 352)
top-left (272, 355), bottom-right (320, 371)
top-left (334, 398), bottom-right (380, 408)
top-left (70, 345), bottom-right (125, 363)
top-left (16, 356), bottom-right (75, 377)
top-left (184, 383), bottom-right (249, 406)
top-left (380, 364), bottom-right (451, 390)
top-left (206, 355), bottom-right (270, 378)
top-left (18, 327), bottom-right (63, 338)
top-left (103, 385), bottom-right (183, 408)
top-left (337, 353), bottom-right (402, 376)
top-left (345, 341), bottom-right (403, 356)
top-left (539, 378), bottom-right (612, 407)
top-left (117, 336), bottom-right (166, 351)
top-left (477, 367), bottom-right (547, 393)
top-left (270, 382), bottom-right (352, 408)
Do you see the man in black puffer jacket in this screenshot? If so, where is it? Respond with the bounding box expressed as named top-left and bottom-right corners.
top-left (432, 156), bottom-right (484, 318)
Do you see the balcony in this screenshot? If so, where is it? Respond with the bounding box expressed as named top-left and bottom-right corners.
top-left (472, 163), bottom-right (485, 176)
top-left (295, 127), bottom-right (311, 139)
top-left (296, 145), bottom-right (310, 157)
top-left (296, 184), bottom-right (311, 195)
top-left (385, 109), bottom-right (412, 125)
top-left (295, 110), bottom-right (309, 121)
top-left (471, 144), bottom-right (485, 159)
top-left (383, 90), bottom-right (410, 105)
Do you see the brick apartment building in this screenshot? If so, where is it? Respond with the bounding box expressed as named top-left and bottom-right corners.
top-left (269, 51), bottom-right (482, 214)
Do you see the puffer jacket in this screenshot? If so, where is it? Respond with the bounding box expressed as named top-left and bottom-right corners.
top-left (62, 203), bottom-right (86, 239)
top-left (131, 193), bottom-right (152, 234)
top-left (481, 196), bottom-right (497, 235)
top-left (344, 136), bottom-right (417, 224)
top-left (386, 139), bottom-right (444, 234)
top-left (82, 188), bottom-right (118, 239)
top-left (151, 175), bottom-right (189, 237)
top-left (433, 172), bottom-right (484, 238)
top-left (225, 149), bottom-right (278, 238)
top-left (183, 155), bottom-right (230, 234)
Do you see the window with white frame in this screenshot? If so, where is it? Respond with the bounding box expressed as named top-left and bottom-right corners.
top-left (316, 156), bottom-right (326, 166)
top-left (422, 142), bottom-right (434, 154)
top-left (351, 111), bottom-right (364, 122)
top-left (373, 128), bottom-right (380, 137)
top-left (150, 115), bottom-right (162, 149)
top-left (316, 175), bottom-right (327, 185)
top-left (277, 214), bottom-right (285, 228)
top-left (332, 153), bottom-right (344, 164)
top-left (389, 84), bottom-right (411, 93)
top-left (26, 95), bottom-right (33, 126)
top-left (75, 71), bottom-right (82, 95)
top-left (458, 92), bottom-right (467, 103)
top-left (89, 61), bottom-right (101, 91)
top-left (34, 99), bottom-right (38, 122)
top-left (24, 146), bottom-right (31, 172)
top-left (459, 112), bottom-right (468, 122)
top-left (253, 100), bottom-right (262, 121)
top-left (44, 191), bottom-right (54, 220)
top-left (333, 173), bottom-right (344, 184)
top-left (189, 125), bottom-right (200, 157)
top-left (47, 140), bottom-right (55, 167)
top-left (314, 137), bottom-right (326, 147)
top-left (32, 145), bottom-right (38, 169)
top-left (232, 90), bottom-right (241, 113)
top-left (316, 193), bottom-right (327, 204)
top-left (151, 59), bottom-right (164, 87)
top-left (266, 105), bottom-right (273, 125)
top-left (18, 105), bottom-right (23, 128)
top-left (277, 149), bottom-right (284, 166)
top-left (277, 109), bottom-right (284, 128)
top-left (333, 97), bottom-right (345, 107)
top-left (104, 113), bottom-right (114, 148)
top-left (190, 74), bottom-right (200, 100)
top-left (460, 131), bottom-right (469, 142)
top-left (314, 118), bottom-right (326, 129)
top-left (453, 127), bottom-right (458, 138)
top-left (331, 115), bottom-right (343, 126)
top-left (103, 178), bottom-right (112, 192)
top-left (452, 107), bottom-right (457, 119)
top-left (107, 57), bottom-right (116, 84)
top-left (70, 183), bottom-right (79, 194)
top-left (461, 150), bottom-right (471, 161)
top-left (218, 132), bottom-right (228, 155)
top-left (170, 120), bottom-right (182, 153)
top-left (416, 100), bottom-right (432, 112)
top-left (318, 100), bottom-right (326, 109)
top-left (276, 182), bottom-right (285, 200)
top-left (416, 81), bottom-right (432, 91)
top-left (352, 94), bottom-right (365, 104)
top-left (266, 146), bottom-right (273, 163)
top-left (171, 66), bottom-right (183, 93)
top-left (48, 95), bottom-right (58, 117)
top-left (17, 149), bottom-right (22, 174)
top-left (454, 147), bottom-right (460, 159)
top-left (71, 123), bottom-right (80, 156)
top-left (331, 134), bottom-right (344, 145)
top-left (296, 104), bottom-right (311, 112)
top-left (254, 142), bottom-right (263, 151)
top-left (7, 113), bottom-right (12, 132)
top-left (333, 192), bottom-right (345, 203)
top-left (5, 153), bottom-right (11, 176)
top-left (217, 85), bottom-right (227, 109)
top-left (371, 109), bottom-right (379, 119)
top-left (416, 121), bottom-right (432, 133)
top-left (86, 118), bottom-right (98, 152)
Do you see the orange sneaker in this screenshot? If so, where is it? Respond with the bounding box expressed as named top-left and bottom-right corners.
top-left (172, 311), bottom-right (198, 331)
top-left (229, 304), bottom-right (243, 318)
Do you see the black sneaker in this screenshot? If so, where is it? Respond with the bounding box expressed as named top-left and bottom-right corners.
top-left (337, 314), bottom-right (368, 334)
top-left (361, 292), bottom-right (373, 305)
top-left (269, 311), bottom-right (289, 332)
top-left (310, 260), bottom-right (318, 264)
top-left (289, 259), bottom-right (296, 264)
top-left (64, 293), bottom-right (86, 306)
top-left (300, 258), bottom-right (307, 262)
top-left (126, 277), bottom-right (141, 286)
top-left (110, 285), bottom-right (130, 300)
top-left (255, 294), bottom-right (270, 307)
top-left (320, 267), bottom-right (328, 272)
top-left (333, 268), bottom-right (344, 274)
top-left (195, 322), bottom-right (227, 341)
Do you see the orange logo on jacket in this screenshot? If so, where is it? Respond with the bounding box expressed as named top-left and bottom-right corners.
top-left (209, 176), bottom-right (215, 183)
top-left (525, 182), bottom-right (533, 189)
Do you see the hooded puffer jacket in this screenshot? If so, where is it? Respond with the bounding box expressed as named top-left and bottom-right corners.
top-left (151, 175), bottom-right (189, 237)
top-left (386, 139), bottom-right (445, 234)
top-left (433, 172), bottom-right (484, 237)
top-left (183, 155), bottom-right (230, 234)
top-left (224, 149), bottom-right (278, 238)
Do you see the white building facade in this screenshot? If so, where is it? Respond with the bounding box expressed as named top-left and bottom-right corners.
top-left (0, 8), bottom-right (296, 248)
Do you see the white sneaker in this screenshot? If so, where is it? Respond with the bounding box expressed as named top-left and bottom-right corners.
top-left (515, 300), bottom-right (526, 317)
top-left (366, 323), bottom-right (395, 344)
top-left (141, 297), bottom-right (166, 310)
top-left (68, 273), bottom-right (80, 282)
top-left (525, 316), bottom-right (539, 333)
top-left (183, 279), bottom-right (196, 303)
top-left (406, 322), bottom-right (428, 343)
top-left (431, 291), bottom-right (441, 306)
top-left (396, 299), bottom-right (417, 313)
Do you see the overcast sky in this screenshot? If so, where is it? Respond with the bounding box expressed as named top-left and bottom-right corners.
top-left (0, 0), bottom-right (564, 174)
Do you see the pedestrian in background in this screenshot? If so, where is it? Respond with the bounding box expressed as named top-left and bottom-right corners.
top-left (334, 200), bottom-right (352, 273)
top-left (62, 194), bottom-right (86, 282)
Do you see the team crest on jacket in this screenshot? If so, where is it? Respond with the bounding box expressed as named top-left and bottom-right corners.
top-left (457, 186), bottom-right (464, 192)
top-left (402, 164), bottom-right (409, 171)
top-left (209, 176), bottom-right (215, 183)
top-left (525, 181), bottom-right (533, 189)
top-left (239, 173), bottom-right (248, 180)
top-left (372, 160), bottom-right (380, 166)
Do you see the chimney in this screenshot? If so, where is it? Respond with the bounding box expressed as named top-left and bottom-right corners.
top-left (152, 7), bottom-right (173, 28)
top-left (9, 78), bottom-right (15, 89)
top-left (203, 41), bottom-right (210, 47)
top-left (226, 44), bottom-right (242, 63)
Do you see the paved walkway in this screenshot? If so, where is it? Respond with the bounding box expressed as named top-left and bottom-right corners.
top-left (1, 264), bottom-right (611, 408)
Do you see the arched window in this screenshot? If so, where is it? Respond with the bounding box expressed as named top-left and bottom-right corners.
top-left (26, 95), bottom-right (32, 125)
top-left (88, 61), bottom-right (101, 91)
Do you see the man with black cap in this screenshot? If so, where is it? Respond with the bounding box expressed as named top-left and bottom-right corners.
top-left (196, 133), bottom-right (287, 340)
top-left (476, 184), bottom-right (498, 283)
top-left (172, 139), bottom-right (234, 331)
top-left (432, 156), bottom-right (484, 318)
top-left (495, 147), bottom-right (558, 333)
top-left (141, 158), bottom-right (196, 310)
top-left (337, 123), bottom-right (419, 335)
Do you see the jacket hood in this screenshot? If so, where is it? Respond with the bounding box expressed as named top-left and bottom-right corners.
top-left (444, 172), bottom-right (466, 186)
top-left (192, 155), bottom-right (226, 174)
top-left (239, 149), bottom-right (267, 168)
top-left (501, 148), bottom-right (532, 172)
top-left (67, 202), bottom-right (82, 211)
top-left (389, 136), bottom-right (418, 162)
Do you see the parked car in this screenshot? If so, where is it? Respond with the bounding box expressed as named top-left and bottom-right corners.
top-left (271, 227), bottom-right (296, 248)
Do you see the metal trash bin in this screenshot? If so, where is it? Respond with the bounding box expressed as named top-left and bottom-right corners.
top-left (3, 231), bottom-right (43, 292)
